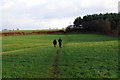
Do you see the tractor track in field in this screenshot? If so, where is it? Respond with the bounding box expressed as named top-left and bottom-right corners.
top-left (2, 46), bottom-right (41, 54)
top-left (49, 49), bottom-right (59, 79)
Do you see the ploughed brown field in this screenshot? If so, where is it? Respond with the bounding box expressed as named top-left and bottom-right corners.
top-left (1, 30), bottom-right (65, 36)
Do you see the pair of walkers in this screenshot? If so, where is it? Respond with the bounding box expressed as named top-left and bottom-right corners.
top-left (53, 38), bottom-right (62, 48)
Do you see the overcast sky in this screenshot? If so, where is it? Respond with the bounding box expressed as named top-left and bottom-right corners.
top-left (0, 0), bottom-right (119, 30)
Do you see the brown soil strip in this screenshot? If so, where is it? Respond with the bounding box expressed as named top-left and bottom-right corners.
top-left (49, 49), bottom-right (59, 79)
top-left (1, 30), bottom-right (65, 36)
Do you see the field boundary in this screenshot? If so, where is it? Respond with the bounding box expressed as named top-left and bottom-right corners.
top-left (1, 30), bottom-right (65, 36)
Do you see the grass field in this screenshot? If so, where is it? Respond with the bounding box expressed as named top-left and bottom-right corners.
top-left (2, 34), bottom-right (118, 78)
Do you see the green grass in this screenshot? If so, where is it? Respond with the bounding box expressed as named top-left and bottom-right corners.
top-left (2, 34), bottom-right (118, 78)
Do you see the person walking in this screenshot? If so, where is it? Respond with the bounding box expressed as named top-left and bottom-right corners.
top-left (53, 39), bottom-right (57, 47)
top-left (58, 38), bottom-right (62, 48)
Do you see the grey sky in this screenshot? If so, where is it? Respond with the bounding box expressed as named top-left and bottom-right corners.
top-left (0, 0), bottom-right (119, 30)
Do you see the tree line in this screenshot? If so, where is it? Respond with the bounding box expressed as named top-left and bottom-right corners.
top-left (66, 13), bottom-right (120, 35)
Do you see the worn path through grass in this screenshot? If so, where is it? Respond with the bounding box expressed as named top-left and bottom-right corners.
top-left (49, 48), bottom-right (60, 79)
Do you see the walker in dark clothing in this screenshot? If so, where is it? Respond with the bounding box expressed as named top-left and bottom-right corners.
top-left (58, 38), bottom-right (62, 48)
top-left (53, 39), bottom-right (57, 47)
